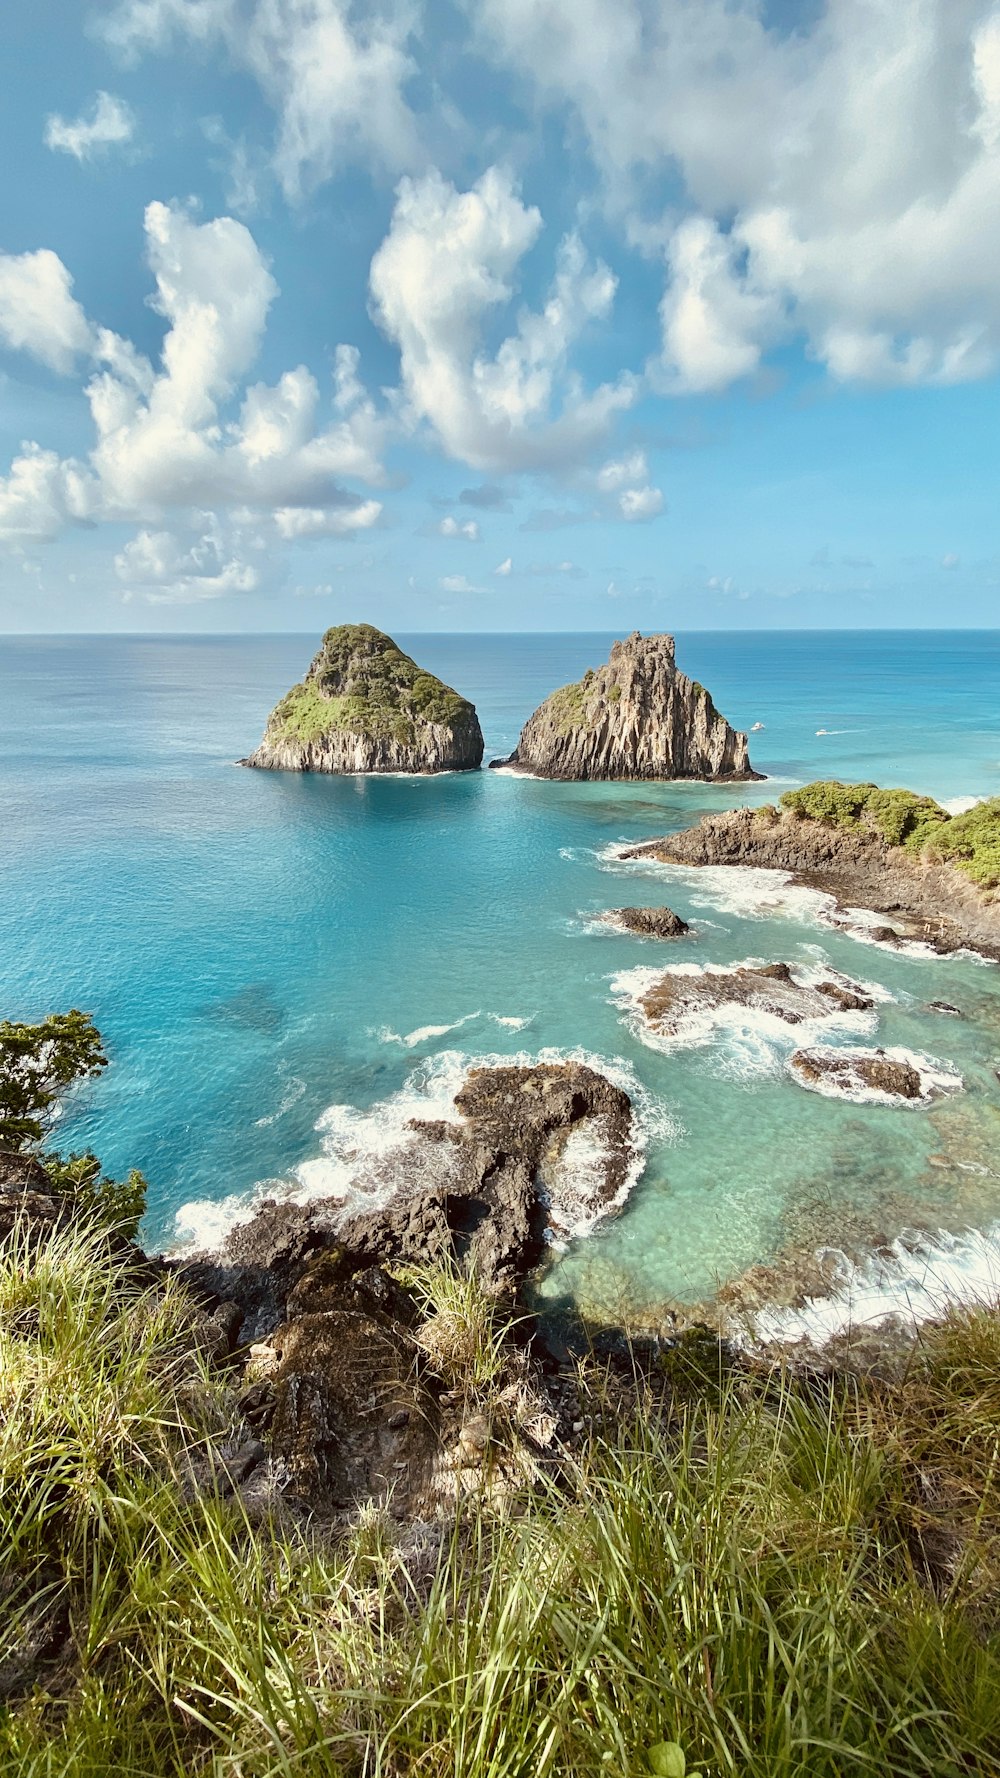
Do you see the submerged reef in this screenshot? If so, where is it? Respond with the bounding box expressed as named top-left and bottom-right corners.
top-left (243, 624), bottom-right (484, 774)
top-left (491, 631), bottom-right (759, 781)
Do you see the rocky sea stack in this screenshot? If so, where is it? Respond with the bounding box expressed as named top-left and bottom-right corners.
top-left (243, 625), bottom-right (484, 775)
top-left (491, 631), bottom-right (758, 781)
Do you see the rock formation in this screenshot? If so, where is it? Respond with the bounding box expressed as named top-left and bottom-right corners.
top-left (624, 801), bottom-right (1000, 961)
top-left (636, 962), bottom-right (873, 1039)
top-left (243, 624), bottom-right (484, 775)
top-left (602, 905), bottom-right (689, 938)
top-left (491, 632), bottom-right (758, 781)
top-left (790, 1048), bottom-right (925, 1100)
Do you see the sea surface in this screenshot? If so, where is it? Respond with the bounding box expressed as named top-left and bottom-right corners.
top-left (3, 630), bottom-right (1000, 1340)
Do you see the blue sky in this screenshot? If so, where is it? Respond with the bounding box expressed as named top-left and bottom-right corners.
top-left (1, 0), bottom-right (999, 632)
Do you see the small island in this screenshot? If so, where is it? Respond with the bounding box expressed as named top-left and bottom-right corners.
top-left (491, 631), bottom-right (759, 781)
top-left (243, 625), bottom-right (484, 775)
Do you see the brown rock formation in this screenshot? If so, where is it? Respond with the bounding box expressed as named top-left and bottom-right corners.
top-left (490, 632), bottom-right (758, 781)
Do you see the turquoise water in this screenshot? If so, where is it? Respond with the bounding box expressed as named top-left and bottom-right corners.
top-left (3, 631), bottom-right (1000, 1322)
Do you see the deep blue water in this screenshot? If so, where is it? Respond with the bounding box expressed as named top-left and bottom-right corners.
top-left (3, 631), bottom-right (1000, 1321)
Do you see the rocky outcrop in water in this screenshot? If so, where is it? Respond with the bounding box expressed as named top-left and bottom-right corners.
top-left (185, 1061), bottom-right (637, 1333)
top-left (491, 632), bottom-right (757, 781)
top-left (243, 624), bottom-right (484, 775)
top-left (603, 905), bottom-right (689, 938)
top-left (636, 962), bottom-right (874, 1039)
top-left (790, 1048), bottom-right (925, 1100)
top-left (624, 803), bottom-right (1000, 962)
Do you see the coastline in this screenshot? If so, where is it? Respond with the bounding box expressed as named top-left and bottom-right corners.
top-left (622, 805), bottom-right (1000, 961)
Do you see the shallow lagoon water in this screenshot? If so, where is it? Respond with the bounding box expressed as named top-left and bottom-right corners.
top-left (2, 631), bottom-right (1000, 1327)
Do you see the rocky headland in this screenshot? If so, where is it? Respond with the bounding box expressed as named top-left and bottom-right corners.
top-left (491, 631), bottom-right (759, 781)
top-left (624, 783), bottom-right (1000, 960)
top-left (243, 624), bottom-right (484, 775)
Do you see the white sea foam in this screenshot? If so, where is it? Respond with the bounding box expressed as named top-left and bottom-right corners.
top-left (942, 795), bottom-right (983, 815)
top-left (609, 957), bottom-right (887, 1078)
top-left (788, 1044), bottom-right (963, 1106)
top-left (253, 1070), bottom-right (306, 1127)
top-left (174, 1044), bottom-right (678, 1253)
top-left (489, 1013), bottom-right (535, 1030)
top-left (599, 847), bottom-right (988, 962)
top-left (747, 1224), bottom-right (1000, 1349)
top-left (376, 1011), bottom-right (482, 1048)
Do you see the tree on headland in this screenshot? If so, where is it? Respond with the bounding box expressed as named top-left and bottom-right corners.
top-left (0, 1008), bottom-right (146, 1235)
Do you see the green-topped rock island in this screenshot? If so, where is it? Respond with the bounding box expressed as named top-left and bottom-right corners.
top-left (243, 625), bottom-right (485, 775)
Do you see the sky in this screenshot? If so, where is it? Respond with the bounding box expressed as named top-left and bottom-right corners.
top-left (1, 1), bottom-right (999, 633)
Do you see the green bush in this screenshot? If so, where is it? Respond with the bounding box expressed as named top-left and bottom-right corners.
top-left (779, 782), bottom-right (1000, 887)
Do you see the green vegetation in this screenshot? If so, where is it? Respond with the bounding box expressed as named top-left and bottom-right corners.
top-left (268, 626), bottom-right (475, 749)
top-left (548, 676), bottom-right (592, 734)
top-left (778, 781), bottom-right (1000, 888)
top-left (3, 1211), bottom-right (1000, 1775)
top-left (0, 1010), bottom-right (146, 1237)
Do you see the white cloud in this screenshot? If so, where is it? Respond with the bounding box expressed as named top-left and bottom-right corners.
top-left (102, 0), bottom-right (419, 198)
top-left (439, 515), bottom-right (479, 540)
top-left (494, 555), bottom-right (512, 575)
top-left (440, 572), bottom-right (483, 593)
top-left (0, 249), bottom-right (95, 373)
top-left (274, 500), bottom-right (382, 537)
top-left (0, 201), bottom-right (387, 595)
top-left (369, 165), bottom-right (634, 472)
top-left (115, 515), bottom-right (258, 602)
top-left (619, 485), bottom-right (664, 521)
top-left (44, 92), bottom-right (135, 161)
top-left (942, 551), bottom-right (961, 569)
top-left (595, 449), bottom-right (664, 522)
top-left (473, 1), bottom-right (1000, 391)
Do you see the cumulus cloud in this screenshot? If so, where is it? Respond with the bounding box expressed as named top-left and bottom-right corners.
top-left (0, 250), bottom-right (95, 373)
top-left (369, 165), bottom-right (634, 472)
top-left (595, 449), bottom-right (664, 521)
top-left (0, 201), bottom-right (386, 595)
top-left (101, 0), bottom-right (419, 198)
top-left (114, 515), bottom-right (258, 601)
top-left (439, 515), bottom-right (479, 539)
top-left (494, 555), bottom-right (512, 575)
top-left (459, 481), bottom-right (513, 509)
top-left (472, 0), bottom-right (1000, 391)
top-left (44, 92), bottom-right (136, 161)
top-left (439, 572), bottom-right (483, 593)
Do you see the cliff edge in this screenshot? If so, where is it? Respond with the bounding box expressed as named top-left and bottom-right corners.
top-left (490, 632), bottom-right (758, 781)
top-left (243, 625), bottom-right (484, 775)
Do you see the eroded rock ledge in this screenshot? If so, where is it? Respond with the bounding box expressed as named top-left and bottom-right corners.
top-left (623, 803), bottom-right (1000, 961)
top-left (636, 961), bottom-right (873, 1039)
top-left (602, 905), bottom-right (690, 938)
top-left (243, 624), bottom-right (484, 775)
top-left (491, 632), bottom-right (759, 781)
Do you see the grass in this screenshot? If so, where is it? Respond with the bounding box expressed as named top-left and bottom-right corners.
top-left (3, 1218), bottom-right (1000, 1776)
top-left (267, 627), bottom-right (476, 750)
top-left (778, 781), bottom-right (1000, 887)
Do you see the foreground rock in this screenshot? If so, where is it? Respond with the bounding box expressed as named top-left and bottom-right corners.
top-left (637, 962), bottom-right (873, 1038)
top-left (243, 624), bottom-right (484, 775)
top-left (491, 632), bottom-right (759, 781)
top-left (185, 1061), bottom-right (637, 1341)
top-left (624, 802), bottom-right (1000, 961)
top-left (603, 905), bottom-right (689, 938)
top-left (790, 1047), bottom-right (937, 1102)
top-left (169, 1061), bottom-right (638, 1515)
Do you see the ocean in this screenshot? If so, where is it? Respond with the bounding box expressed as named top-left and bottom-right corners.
top-left (3, 630), bottom-right (1000, 1339)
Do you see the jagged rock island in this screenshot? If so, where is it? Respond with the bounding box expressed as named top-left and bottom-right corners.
top-left (243, 624), bottom-right (484, 774)
top-left (491, 631), bottom-right (759, 781)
